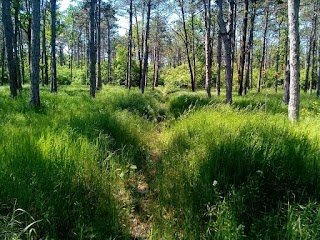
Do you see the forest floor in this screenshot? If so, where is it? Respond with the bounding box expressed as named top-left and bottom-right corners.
top-left (0, 85), bottom-right (320, 239)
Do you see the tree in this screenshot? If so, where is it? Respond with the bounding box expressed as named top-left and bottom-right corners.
top-left (204, 0), bottom-right (212, 97)
top-left (178, 0), bottom-right (196, 92)
top-left (41, 0), bottom-right (49, 86)
top-left (1, 0), bottom-right (18, 97)
top-left (288, 0), bottom-right (300, 121)
top-left (237, 0), bottom-right (248, 96)
top-left (126, 0), bottom-right (133, 89)
top-left (257, 4), bottom-right (269, 93)
top-left (50, 0), bottom-right (57, 92)
top-left (30, 0), bottom-right (41, 107)
top-left (89, 0), bottom-right (97, 97)
top-left (140, 0), bottom-right (151, 94)
top-left (217, 0), bottom-right (233, 104)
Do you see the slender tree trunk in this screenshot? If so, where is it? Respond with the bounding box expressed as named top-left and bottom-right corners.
top-left (127, 0), bottom-right (133, 89)
top-left (89, 0), bottom-right (97, 97)
top-left (1, 35), bottom-right (5, 86)
top-left (228, 0), bottom-right (235, 81)
top-left (204, 0), bottom-right (212, 97)
top-left (244, 2), bottom-right (256, 95)
top-left (258, 6), bottom-right (269, 93)
top-left (317, 38), bottom-right (320, 97)
top-left (217, 0), bottom-right (233, 104)
top-left (14, 0), bottom-right (22, 91)
top-left (288, 0), bottom-right (300, 121)
top-left (107, 19), bottom-right (111, 83)
top-left (238, 0), bottom-right (248, 95)
top-left (310, 15), bottom-right (317, 94)
top-left (140, 0), bottom-right (151, 94)
top-left (30, 0), bottom-right (41, 107)
top-left (1, 0), bottom-right (18, 97)
top-left (153, 14), bottom-right (160, 90)
top-left (41, 0), bottom-right (49, 85)
top-left (275, 19), bottom-right (282, 93)
top-left (50, 0), bottom-right (57, 92)
top-left (283, 35), bottom-right (290, 104)
top-left (305, 30), bottom-right (314, 93)
top-left (97, 0), bottom-right (102, 90)
top-left (179, 0), bottom-right (195, 91)
top-left (19, 29), bottom-right (25, 85)
top-left (134, 6), bottom-right (142, 84)
top-left (216, 33), bottom-right (222, 96)
top-left (191, 1), bottom-right (196, 90)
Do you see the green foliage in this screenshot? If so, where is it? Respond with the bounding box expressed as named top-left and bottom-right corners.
top-left (112, 45), bottom-right (140, 86)
top-left (57, 65), bottom-right (72, 85)
top-left (161, 62), bottom-right (205, 89)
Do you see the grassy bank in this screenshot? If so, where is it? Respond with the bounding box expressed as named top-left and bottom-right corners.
top-left (0, 85), bottom-right (319, 239)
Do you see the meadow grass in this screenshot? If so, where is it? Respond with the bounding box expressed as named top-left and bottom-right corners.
top-left (0, 85), bottom-right (320, 239)
top-left (0, 85), bottom-right (158, 239)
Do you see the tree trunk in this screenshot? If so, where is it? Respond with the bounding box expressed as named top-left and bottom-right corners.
top-left (179, 0), bottom-right (195, 92)
top-left (19, 29), bottom-right (25, 85)
top-left (97, 0), bottom-right (102, 90)
top-left (204, 0), bottom-right (212, 97)
top-left (258, 6), bottom-right (269, 93)
top-left (238, 0), bottom-right (248, 96)
top-left (317, 38), bottom-right (320, 97)
top-left (217, 0), bottom-right (233, 104)
top-left (140, 0), bottom-right (151, 94)
top-left (89, 0), bottom-right (97, 97)
top-left (50, 0), bottom-right (57, 92)
top-left (283, 35), bottom-right (290, 104)
top-left (1, 0), bottom-right (18, 97)
top-left (244, 1), bottom-right (256, 94)
top-left (1, 35), bottom-right (5, 86)
top-left (41, 0), bottom-right (49, 85)
top-left (153, 12), bottom-right (160, 90)
top-left (191, 1), bottom-right (196, 90)
top-left (216, 33), bottom-right (222, 96)
top-left (14, 0), bottom-right (22, 91)
top-left (310, 15), bottom-right (317, 94)
top-left (126, 0), bottom-right (133, 89)
top-left (288, 0), bottom-right (300, 121)
top-left (30, 0), bottom-right (41, 107)
top-left (275, 18), bottom-right (282, 93)
top-left (107, 18), bottom-right (111, 83)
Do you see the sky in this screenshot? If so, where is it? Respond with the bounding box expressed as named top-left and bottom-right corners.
top-left (59, 0), bottom-right (128, 36)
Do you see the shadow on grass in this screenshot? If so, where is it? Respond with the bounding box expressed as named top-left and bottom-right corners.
top-left (0, 132), bottom-right (127, 239)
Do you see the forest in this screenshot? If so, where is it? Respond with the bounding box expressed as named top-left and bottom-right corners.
top-left (1, 0), bottom-right (320, 239)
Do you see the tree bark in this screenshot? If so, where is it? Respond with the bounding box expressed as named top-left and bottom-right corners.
top-left (140, 0), bottom-right (151, 94)
top-left (258, 6), bottom-right (269, 93)
top-left (30, 0), bottom-right (41, 107)
top-left (204, 0), bottom-right (212, 97)
top-left (97, 0), bottom-right (102, 90)
top-left (1, 0), bottom-right (18, 97)
top-left (244, 1), bottom-right (256, 94)
top-left (237, 0), bottom-right (248, 96)
top-left (217, 0), bottom-right (233, 104)
top-left (216, 33), bottom-right (222, 96)
top-left (50, 0), bottom-right (57, 92)
top-left (1, 35), bottom-right (5, 86)
top-left (42, 0), bottom-right (49, 85)
top-left (14, 0), bottom-right (22, 91)
top-left (107, 18), bottom-right (112, 83)
top-left (283, 35), bottom-right (290, 104)
top-left (89, 0), bottom-right (97, 97)
top-left (179, 0), bottom-right (196, 92)
top-left (126, 0), bottom-right (133, 89)
top-left (310, 14), bottom-right (317, 94)
top-left (317, 38), bottom-right (320, 97)
top-left (288, 0), bottom-right (300, 121)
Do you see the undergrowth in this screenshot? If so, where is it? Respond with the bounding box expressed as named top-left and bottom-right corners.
top-left (0, 85), bottom-right (319, 239)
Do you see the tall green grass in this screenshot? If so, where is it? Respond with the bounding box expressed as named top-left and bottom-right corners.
top-left (151, 103), bottom-right (320, 239)
top-left (0, 85), bottom-right (158, 239)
